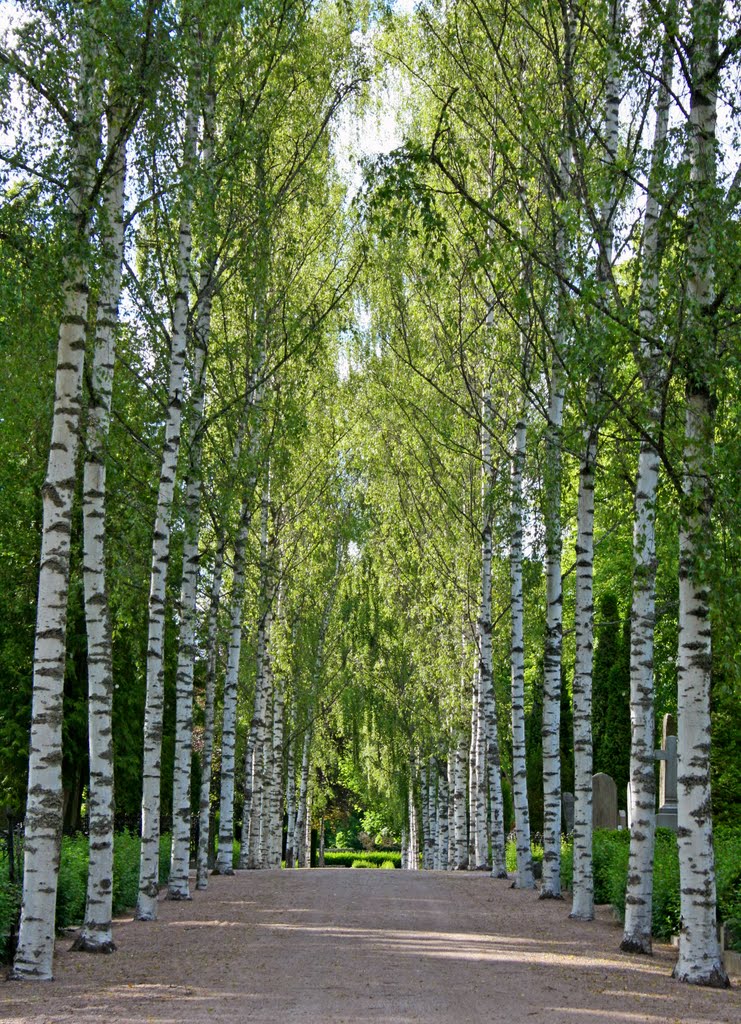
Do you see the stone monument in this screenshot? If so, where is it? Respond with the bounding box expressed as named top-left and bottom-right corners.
top-left (655, 713), bottom-right (678, 831)
top-left (592, 772), bottom-right (618, 829)
top-left (562, 792), bottom-right (574, 834)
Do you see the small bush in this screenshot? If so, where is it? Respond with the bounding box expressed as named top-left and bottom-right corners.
top-left (506, 837), bottom-right (544, 874)
top-left (351, 859), bottom-right (376, 868)
top-left (323, 850), bottom-right (401, 868)
top-left (0, 876), bottom-right (21, 963)
top-left (381, 860), bottom-right (397, 869)
top-left (55, 835), bottom-right (89, 929)
top-left (112, 829), bottom-right (142, 914)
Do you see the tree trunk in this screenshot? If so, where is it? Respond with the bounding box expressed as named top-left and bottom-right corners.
top-left (73, 110), bottom-right (126, 954)
top-left (571, 0), bottom-right (621, 923)
top-left (510, 413), bottom-right (534, 888)
top-left (169, 83), bottom-right (217, 900)
top-left (295, 729), bottom-right (311, 867)
top-left (268, 670), bottom-right (285, 869)
top-left (436, 757), bottom-right (449, 870)
top-left (452, 732), bottom-right (468, 869)
top-left (246, 484), bottom-right (276, 870)
top-left (672, 0), bottom-right (727, 986)
top-left (12, 32), bottom-right (101, 980)
top-left (285, 725), bottom-right (297, 868)
top-left (136, 92), bottom-right (198, 922)
top-left (214, 515), bottom-right (249, 876)
top-left (621, 25), bottom-right (673, 955)
top-left (195, 536), bottom-right (225, 890)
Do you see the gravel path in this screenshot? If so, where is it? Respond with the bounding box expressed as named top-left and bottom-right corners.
top-left (2, 868), bottom-right (739, 1024)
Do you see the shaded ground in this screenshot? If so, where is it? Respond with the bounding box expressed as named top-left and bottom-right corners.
top-left (2, 868), bottom-right (740, 1024)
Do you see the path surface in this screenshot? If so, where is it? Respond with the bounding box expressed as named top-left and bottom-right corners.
top-left (2, 869), bottom-right (740, 1024)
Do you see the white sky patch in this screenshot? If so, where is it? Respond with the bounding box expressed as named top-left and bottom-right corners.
top-left (333, 8), bottom-right (412, 198)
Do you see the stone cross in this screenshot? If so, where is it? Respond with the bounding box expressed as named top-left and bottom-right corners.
top-left (592, 772), bottom-right (618, 829)
top-left (654, 713), bottom-right (678, 831)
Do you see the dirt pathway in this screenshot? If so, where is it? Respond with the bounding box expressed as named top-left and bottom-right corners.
top-left (2, 869), bottom-right (739, 1024)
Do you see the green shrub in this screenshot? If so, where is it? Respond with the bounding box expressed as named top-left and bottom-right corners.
top-left (506, 837), bottom-right (544, 874)
top-left (323, 850), bottom-right (401, 868)
top-left (351, 859), bottom-right (376, 868)
top-left (715, 826), bottom-right (741, 950)
top-left (0, 875), bottom-right (21, 963)
top-left (381, 860), bottom-right (397, 869)
top-left (112, 829), bottom-right (142, 914)
top-left (55, 835), bottom-right (89, 929)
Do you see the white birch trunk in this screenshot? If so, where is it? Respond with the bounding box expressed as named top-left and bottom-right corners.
top-left (268, 672), bottom-right (285, 869)
top-left (452, 733), bottom-right (468, 869)
top-left (407, 763), bottom-right (419, 870)
top-left (195, 537), bottom-right (225, 890)
top-left (12, 37), bottom-right (101, 980)
top-left (257, 680), bottom-right (274, 868)
top-left (673, 0), bottom-right (727, 987)
top-left (136, 94), bottom-right (197, 921)
top-left (571, 0), bottom-right (621, 923)
top-left (475, 678), bottom-right (489, 869)
top-left (570, 414), bottom-right (597, 919)
top-left (294, 729), bottom-right (311, 867)
top-left (169, 84), bottom-right (217, 900)
top-left (73, 111), bottom-right (126, 954)
top-left (481, 659), bottom-right (507, 877)
top-left (245, 485), bottom-right (275, 870)
top-left (304, 790), bottom-right (312, 868)
top-left (621, 30), bottom-right (673, 954)
top-left (436, 758), bottom-right (449, 870)
top-left (421, 762), bottom-right (432, 869)
top-left (510, 413), bottom-right (534, 888)
top-left (285, 726), bottom-right (297, 868)
top-left (540, 125), bottom-right (572, 903)
top-left (467, 679), bottom-right (478, 869)
top-left (214, 515), bottom-right (249, 876)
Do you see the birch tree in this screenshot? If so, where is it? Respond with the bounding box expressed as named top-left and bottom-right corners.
top-left (136, 78), bottom-right (199, 922)
top-left (72, 110), bottom-right (127, 951)
top-left (621, 23), bottom-right (673, 955)
top-left (11, 10), bottom-right (103, 980)
top-left (672, 0), bottom-right (729, 987)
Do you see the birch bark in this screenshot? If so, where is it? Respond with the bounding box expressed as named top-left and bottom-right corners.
top-left (422, 761), bottom-right (432, 869)
top-left (436, 758), bottom-right (449, 870)
top-left (571, 0), bottom-right (621, 922)
top-left (12, 30), bottom-right (101, 980)
top-left (72, 110), bottom-right (127, 953)
top-left (285, 725), bottom-right (297, 868)
top-left (452, 733), bottom-right (468, 869)
top-left (672, 0), bottom-right (727, 987)
top-left (621, 30), bottom-right (673, 954)
top-left (169, 84), bottom-right (217, 900)
top-left (268, 669), bottom-right (285, 869)
top-left (246, 485), bottom-right (276, 869)
top-left (195, 536), bottom-right (226, 889)
top-left (214, 514), bottom-right (249, 875)
top-left (294, 728), bottom-right (311, 867)
top-left (284, 724), bottom-right (296, 868)
top-left (136, 91), bottom-right (198, 921)
top-left (540, 61), bottom-right (573, 901)
top-left (510, 409), bottom-right (533, 888)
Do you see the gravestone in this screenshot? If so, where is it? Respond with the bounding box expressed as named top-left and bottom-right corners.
top-left (655, 713), bottom-right (678, 831)
top-left (618, 810), bottom-right (627, 830)
top-left (562, 792), bottom-right (574, 834)
top-left (592, 772), bottom-right (618, 829)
